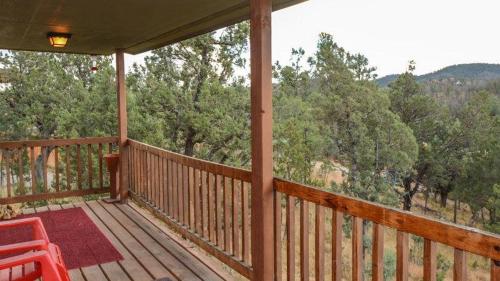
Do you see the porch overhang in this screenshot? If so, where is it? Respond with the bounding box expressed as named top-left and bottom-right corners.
top-left (0, 0), bottom-right (305, 55)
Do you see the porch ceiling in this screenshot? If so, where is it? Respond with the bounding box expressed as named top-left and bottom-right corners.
top-left (0, 0), bottom-right (305, 55)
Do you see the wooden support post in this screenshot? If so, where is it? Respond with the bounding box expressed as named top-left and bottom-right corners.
top-left (250, 0), bottom-right (274, 280)
top-left (116, 50), bottom-right (129, 203)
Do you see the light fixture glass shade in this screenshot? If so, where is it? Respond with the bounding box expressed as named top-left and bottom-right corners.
top-left (47, 32), bottom-right (71, 48)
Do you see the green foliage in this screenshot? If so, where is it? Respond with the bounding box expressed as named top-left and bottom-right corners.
top-left (410, 235), bottom-right (424, 265)
top-left (455, 92), bottom-right (500, 225)
top-left (437, 253), bottom-right (451, 281)
top-left (128, 23), bottom-right (251, 167)
top-left (308, 34), bottom-right (417, 205)
top-left (0, 51), bottom-right (116, 139)
top-left (383, 249), bottom-right (397, 280)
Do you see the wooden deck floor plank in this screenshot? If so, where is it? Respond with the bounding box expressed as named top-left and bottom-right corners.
top-left (114, 202), bottom-right (225, 281)
top-left (127, 202), bottom-right (239, 281)
top-left (73, 202), bottom-right (152, 281)
top-left (22, 207), bottom-right (35, 214)
top-left (34, 205), bottom-right (49, 212)
top-left (98, 201), bottom-right (201, 281)
top-left (68, 269), bottom-right (86, 281)
top-left (80, 265), bottom-right (108, 281)
top-left (85, 201), bottom-right (176, 280)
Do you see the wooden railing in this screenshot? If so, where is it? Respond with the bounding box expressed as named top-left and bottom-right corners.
top-left (274, 178), bottom-right (500, 281)
top-left (5, 137), bottom-right (498, 280)
top-left (0, 137), bottom-right (118, 204)
top-left (128, 139), bottom-right (253, 278)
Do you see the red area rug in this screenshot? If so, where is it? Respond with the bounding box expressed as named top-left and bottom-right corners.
top-left (0, 207), bottom-right (123, 269)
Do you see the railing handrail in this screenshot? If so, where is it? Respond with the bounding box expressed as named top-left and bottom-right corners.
top-left (128, 139), bottom-right (252, 182)
top-left (274, 177), bottom-right (500, 261)
top-left (0, 136), bottom-right (119, 149)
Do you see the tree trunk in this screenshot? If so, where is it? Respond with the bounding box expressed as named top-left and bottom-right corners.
top-left (453, 200), bottom-right (458, 223)
top-left (184, 129), bottom-right (196, 157)
top-left (402, 177), bottom-right (413, 211)
top-left (468, 210), bottom-right (480, 227)
top-left (490, 208), bottom-right (497, 225)
top-left (439, 190), bottom-right (448, 208)
top-left (424, 188), bottom-right (429, 214)
top-left (35, 146), bottom-right (54, 192)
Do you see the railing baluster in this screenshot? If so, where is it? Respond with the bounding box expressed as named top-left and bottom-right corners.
top-left (315, 204), bottom-right (324, 281)
top-left (159, 154), bottom-right (164, 211)
top-left (194, 168), bottom-right (200, 234)
top-left (183, 165), bottom-right (189, 226)
top-left (232, 178), bottom-right (240, 259)
top-left (287, 195), bottom-right (296, 281)
top-left (215, 174), bottom-right (221, 246)
top-left (98, 143), bottom-right (103, 189)
top-left (168, 158), bottom-right (173, 217)
top-left (153, 152), bottom-right (157, 205)
top-left (453, 248), bottom-right (467, 281)
top-left (54, 147), bottom-right (59, 192)
top-left (155, 154), bottom-right (160, 207)
top-left (30, 147), bottom-right (36, 194)
top-left (352, 217), bottom-right (363, 281)
top-left (172, 160), bottom-right (179, 221)
top-left (65, 145), bottom-right (70, 191)
top-left (300, 199), bottom-right (309, 281)
top-left (42, 147), bottom-right (48, 192)
top-left (224, 176), bottom-right (231, 252)
top-left (372, 223), bottom-right (384, 281)
top-left (145, 149), bottom-right (149, 201)
top-left (163, 156), bottom-right (168, 213)
top-left (423, 239), bottom-right (436, 281)
top-left (208, 172), bottom-right (214, 241)
top-left (274, 191), bottom-right (282, 281)
top-left (397, 231), bottom-right (409, 281)
top-left (6, 153), bottom-right (12, 197)
top-left (148, 151), bottom-right (152, 203)
top-left (18, 148), bottom-right (25, 194)
top-left (150, 151), bottom-right (153, 202)
top-left (491, 260), bottom-right (500, 281)
top-left (332, 210), bottom-right (343, 281)
top-left (87, 144), bottom-right (93, 189)
top-left (152, 151), bottom-right (156, 206)
top-left (202, 170), bottom-right (208, 238)
top-left (177, 162), bottom-right (182, 221)
top-left (189, 167), bottom-right (194, 229)
top-left (131, 147), bottom-right (135, 193)
top-left (138, 148), bottom-right (142, 196)
top-left (242, 181), bottom-right (250, 264)
top-left (76, 144), bottom-right (82, 190)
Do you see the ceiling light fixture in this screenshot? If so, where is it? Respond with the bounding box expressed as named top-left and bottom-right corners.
top-left (47, 32), bottom-right (71, 48)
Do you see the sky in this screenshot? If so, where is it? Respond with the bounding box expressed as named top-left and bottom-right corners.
top-left (126, 0), bottom-right (500, 77)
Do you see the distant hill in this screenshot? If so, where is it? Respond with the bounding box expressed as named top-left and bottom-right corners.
top-left (377, 63), bottom-right (500, 87)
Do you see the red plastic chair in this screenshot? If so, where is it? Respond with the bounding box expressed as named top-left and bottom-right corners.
top-left (0, 217), bottom-right (69, 281)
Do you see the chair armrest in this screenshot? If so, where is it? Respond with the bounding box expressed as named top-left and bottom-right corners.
top-left (0, 240), bottom-right (48, 255)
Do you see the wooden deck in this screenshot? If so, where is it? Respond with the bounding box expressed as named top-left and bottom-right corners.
top-left (22, 200), bottom-right (239, 281)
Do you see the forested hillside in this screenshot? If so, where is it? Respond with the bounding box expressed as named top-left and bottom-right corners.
top-left (1, 26), bottom-right (499, 237)
top-left (377, 63), bottom-right (500, 87)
